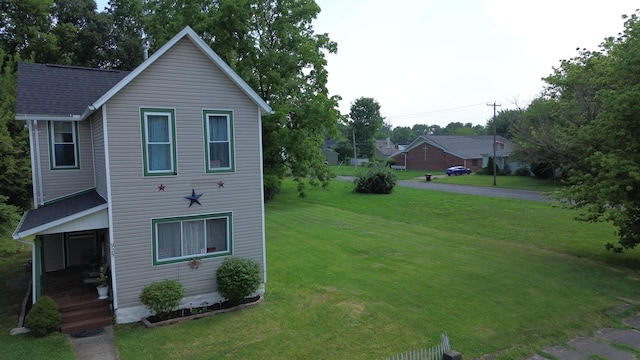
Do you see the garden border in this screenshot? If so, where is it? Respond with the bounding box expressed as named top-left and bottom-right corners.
top-left (140, 295), bottom-right (264, 328)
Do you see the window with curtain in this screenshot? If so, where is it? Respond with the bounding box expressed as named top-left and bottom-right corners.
top-left (141, 108), bottom-right (176, 176)
top-left (203, 110), bottom-right (234, 172)
top-left (49, 121), bottom-right (79, 169)
top-left (153, 213), bottom-right (232, 264)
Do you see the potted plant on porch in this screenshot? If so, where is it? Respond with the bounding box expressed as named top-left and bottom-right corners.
top-left (96, 270), bottom-right (109, 299)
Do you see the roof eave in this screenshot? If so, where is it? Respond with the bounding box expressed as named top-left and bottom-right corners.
top-left (15, 114), bottom-right (82, 121)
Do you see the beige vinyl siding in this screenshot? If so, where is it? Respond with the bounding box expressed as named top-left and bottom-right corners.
top-left (38, 120), bottom-right (96, 202)
top-left (105, 38), bottom-right (264, 308)
top-left (91, 112), bottom-right (108, 199)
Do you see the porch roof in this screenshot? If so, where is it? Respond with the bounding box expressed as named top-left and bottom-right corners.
top-left (13, 190), bottom-right (108, 239)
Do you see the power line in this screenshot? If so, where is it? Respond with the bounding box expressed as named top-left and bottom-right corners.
top-left (388, 103), bottom-right (487, 119)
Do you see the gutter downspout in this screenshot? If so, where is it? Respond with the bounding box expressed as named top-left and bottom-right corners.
top-left (102, 104), bottom-right (118, 310)
top-left (32, 120), bottom-right (44, 206)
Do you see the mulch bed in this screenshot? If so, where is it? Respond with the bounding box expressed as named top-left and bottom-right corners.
top-left (141, 295), bottom-right (263, 328)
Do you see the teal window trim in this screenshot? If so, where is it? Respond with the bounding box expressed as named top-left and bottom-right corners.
top-left (203, 110), bottom-right (234, 173)
top-left (48, 121), bottom-right (80, 170)
top-left (140, 108), bottom-right (177, 176)
top-left (152, 212), bottom-right (233, 266)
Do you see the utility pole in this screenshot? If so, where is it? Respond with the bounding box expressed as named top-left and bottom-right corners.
top-left (352, 128), bottom-right (357, 169)
top-left (487, 102), bottom-right (501, 186)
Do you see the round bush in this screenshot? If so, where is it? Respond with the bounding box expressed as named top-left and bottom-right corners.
top-left (216, 257), bottom-right (261, 306)
top-left (140, 279), bottom-right (185, 319)
top-left (353, 167), bottom-right (397, 194)
top-left (25, 296), bottom-right (60, 337)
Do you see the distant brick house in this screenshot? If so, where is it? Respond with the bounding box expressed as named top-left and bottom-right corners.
top-left (390, 135), bottom-right (516, 172)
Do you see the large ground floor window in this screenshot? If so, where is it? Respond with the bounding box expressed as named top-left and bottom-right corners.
top-left (153, 213), bottom-right (232, 265)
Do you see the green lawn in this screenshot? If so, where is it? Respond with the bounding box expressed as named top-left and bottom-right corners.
top-left (112, 180), bottom-right (640, 359)
top-left (0, 249), bottom-right (76, 360)
top-left (433, 173), bottom-right (560, 192)
top-left (331, 165), bottom-right (558, 192)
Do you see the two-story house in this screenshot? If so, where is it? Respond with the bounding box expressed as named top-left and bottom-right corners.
top-left (13, 26), bottom-right (271, 330)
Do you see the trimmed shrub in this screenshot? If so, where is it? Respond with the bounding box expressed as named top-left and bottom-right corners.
top-left (25, 296), bottom-right (60, 337)
top-left (263, 174), bottom-right (282, 201)
top-left (353, 167), bottom-right (397, 194)
top-left (216, 257), bottom-right (261, 306)
top-left (386, 158), bottom-right (396, 167)
top-left (140, 279), bottom-right (185, 319)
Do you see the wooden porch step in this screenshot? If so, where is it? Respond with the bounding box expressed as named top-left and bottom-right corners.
top-left (57, 297), bottom-right (108, 313)
top-left (61, 314), bottom-right (112, 334)
top-left (57, 296), bottom-right (112, 334)
top-left (61, 305), bottom-right (111, 324)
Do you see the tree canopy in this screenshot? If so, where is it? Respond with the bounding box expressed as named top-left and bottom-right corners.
top-left (512, 10), bottom-right (640, 251)
top-left (348, 97), bottom-right (384, 159)
top-left (0, 0), bottom-right (340, 206)
top-left (141, 0), bottom-right (340, 199)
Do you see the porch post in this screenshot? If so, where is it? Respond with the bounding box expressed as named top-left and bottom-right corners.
top-left (33, 236), bottom-right (42, 302)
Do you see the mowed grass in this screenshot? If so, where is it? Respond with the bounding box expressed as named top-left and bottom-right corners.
top-left (433, 173), bottom-right (560, 192)
top-left (0, 249), bottom-right (75, 360)
top-left (114, 179), bottom-right (640, 359)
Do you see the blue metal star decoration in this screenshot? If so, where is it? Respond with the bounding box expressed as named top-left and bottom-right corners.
top-left (185, 189), bottom-right (203, 207)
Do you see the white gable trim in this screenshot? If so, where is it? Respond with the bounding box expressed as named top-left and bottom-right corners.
top-left (13, 204), bottom-right (108, 239)
top-left (84, 26), bottom-right (272, 119)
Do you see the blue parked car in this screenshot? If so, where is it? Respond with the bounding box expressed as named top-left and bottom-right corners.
top-left (446, 166), bottom-right (471, 176)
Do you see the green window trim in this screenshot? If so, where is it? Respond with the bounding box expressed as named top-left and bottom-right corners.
top-left (140, 108), bottom-right (177, 176)
top-left (48, 121), bottom-right (80, 170)
top-left (151, 212), bottom-right (233, 266)
top-left (203, 110), bottom-right (235, 173)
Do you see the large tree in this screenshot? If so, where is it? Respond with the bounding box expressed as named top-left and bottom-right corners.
top-left (515, 10), bottom-right (640, 251)
top-left (485, 109), bottom-right (523, 139)
top-left (0, 0), bottom-right (57, 64)
top-left (104, 0), bottom-right (145, 70)
top-left (51, 0), bottom-right (112, 67)
top-left (142, 0), bottom-right (340, 199)
top-left (348, 97), bottom-right (384, 159)
top-left (390, 126), bottom-right (415, 145)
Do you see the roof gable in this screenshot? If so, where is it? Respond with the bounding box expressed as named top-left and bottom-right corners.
top-left (91, 26), bottom-right (272, 116)
top-left (16, 26), bottom-right (272, 121)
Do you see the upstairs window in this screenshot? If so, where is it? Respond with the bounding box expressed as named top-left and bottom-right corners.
top-left (49, 121), bottom-right (79, 169)
top-left (204, 110), bottom-right (234, 172)
top-left (141, 108), bottom-right (177, 176)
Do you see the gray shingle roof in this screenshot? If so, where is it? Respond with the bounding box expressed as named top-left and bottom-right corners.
top-left (394, 135), bottom-right (512, 159)
top-left (15, 190), bottom-right (107, 235)
top-left (426, 135), bottom-right (512, 159)
top-left (16, 62), bottom-right (130, 117)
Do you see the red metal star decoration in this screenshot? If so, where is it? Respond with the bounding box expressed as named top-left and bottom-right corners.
top-left (217, 180), bottom-right (225, 188)
top-left (158, 184), bottom-right (166, 191)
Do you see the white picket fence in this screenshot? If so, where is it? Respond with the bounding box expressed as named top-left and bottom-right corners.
top-left (385, 332), bottom-right (451, 360)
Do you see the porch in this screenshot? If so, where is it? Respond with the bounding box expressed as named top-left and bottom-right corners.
top-left (42, 266), bottom-right (112, 334)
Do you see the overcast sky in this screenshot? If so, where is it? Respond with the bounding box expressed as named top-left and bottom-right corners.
top-left (96, 0), bottom-right (638, 128)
